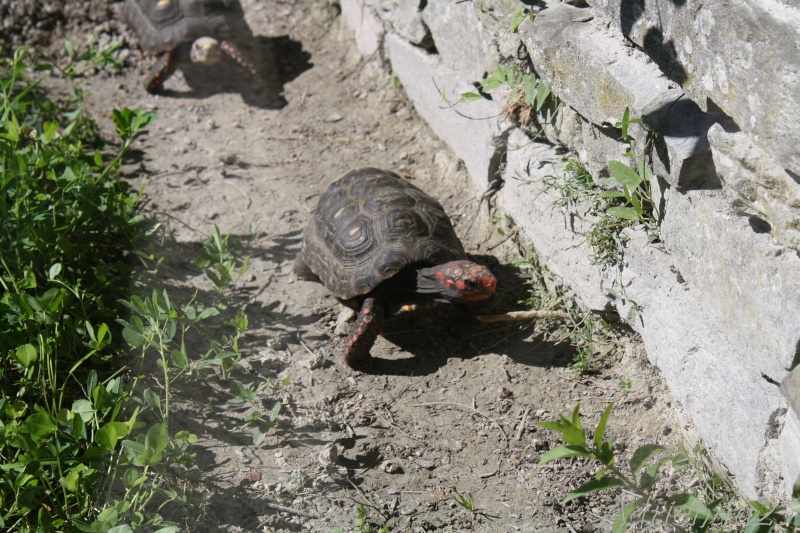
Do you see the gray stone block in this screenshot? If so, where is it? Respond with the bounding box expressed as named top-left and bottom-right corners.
top-left (520, 2), bottom-right (717, 188)
top-left (780, 408), bottom-right (800, 498)
top-left (617, 230), bottom-right (791, 500)
top-left (521, 3), bottom-right (681, 129)
top-left (422, 0), bottom-right (501, 82)
top-left (473, 0), bottom-right (528, 59)
top-left (708, 124), bottom-right (800, 251)
top-left (586, 0), bottom-right (800, 177)
top-left (364, 0), bottom-right (428, 46)
top-left (783, 367), bottom-right (800, 420)
top-left (385, 32), bottom-right (509, 191)
top-left (340, 0), bottom-right (384, 56)
top-left (660, 190), bottom-right (800, 382)
top-left (524, 101), bottom-right (628, 184)
top-left (498, 130), bottom-right (612, 312)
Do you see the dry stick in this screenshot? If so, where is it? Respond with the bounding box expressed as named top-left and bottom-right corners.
top-left (354, 452), bottom-right (385, 477)
top-left (249, 498), bottom-right (319, 519)
top-left (487, 227), bottom-right (518, 251)
top-left (476, 309), bottom-right (572, 322)
top-left (515, 406), bottom-right (531, 441)
top-left (413, 402), bottom-right (508, 441)
top-left (346, 478), bottom-right (390, 521)
top-left (370, 403), bottom-right (424, 442)
top-left (297, 335), bottom-right (317, 357)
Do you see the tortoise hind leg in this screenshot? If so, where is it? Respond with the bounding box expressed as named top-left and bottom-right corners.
top-left (219, 40), bottom-right (258, 78)
top-left (145, 51), bottom-right (178, 94)
top-left (344, 297), bottom-right (385, 368)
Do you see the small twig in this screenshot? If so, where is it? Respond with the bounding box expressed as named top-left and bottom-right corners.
top-left (476, 309), bottom-right (572, 322)
top-left (413, 402), bottom-right (508, 441)
top-left (355, 452), bottom-right (384, 476)
top-left (370, 404), bottom-right (424, 442)
top-left (346, 478), bottom-right (390, 521)
top-left (254, 499), bottom-right (319, 519)
top-left (515, 406), bottom-right (531, 441)
top-left (487, 227), bottom-right (518, 251)
top-left (297, 335), bottom-right (316, 357)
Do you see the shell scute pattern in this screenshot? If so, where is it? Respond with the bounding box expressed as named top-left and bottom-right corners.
top-left (125, 0), bottom-right (246, 54)
top-left (299, 168), bottom-right (466, 301)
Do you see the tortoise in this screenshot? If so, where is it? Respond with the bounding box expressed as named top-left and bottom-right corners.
top-left (294, 168), bottom-right (497, 368)
top-left (124, 0), bottom-right (257, 93)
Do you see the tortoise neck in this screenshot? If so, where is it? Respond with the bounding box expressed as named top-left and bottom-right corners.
top-left (415, 264), bottom-right (447, 296)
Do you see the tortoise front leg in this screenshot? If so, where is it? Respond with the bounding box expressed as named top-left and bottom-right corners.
top-left (145, 51), bottom-right (178, 94)
top-left (219, 40), bottom-right (257, 78)
top-left (344, 297), bottom-right (384, 368)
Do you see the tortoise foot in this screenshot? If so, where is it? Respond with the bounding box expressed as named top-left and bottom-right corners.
top-left (145, 52), bottom-right (177, 94)
top-left (343, 296), bottom-right (384, 369)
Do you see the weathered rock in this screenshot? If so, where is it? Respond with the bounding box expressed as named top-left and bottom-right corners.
top-left (519, 99), bottom-right (628, 183)
top-left (498, 130), bottom-right (612, 312)
top-left (708, 123), bottom-right (800, 251)
top-left (385, 32), bottom-right (509, 190)
top-left (616, 230), bottom-right (790, 500)
top-left (340, 0), bottom-right (384, 56)
top-left (520, 2), bottom-right (717, 188)
top-left (783, 367), bottom-right (800, 425)
top-left (364, 0), bottom-right (428, 46)
top-left (586, 0), bottom-right (800, 177)
top-left (779, 408), bottom-right (800, 499)
top-left (473, 0), bottom-right (528, 59)
top-left (521, 3), bottom-right (679, 129)
top-left (422, 0), bottom-right (501, 83)
top-left (661, 190), bottom-right (800, 381)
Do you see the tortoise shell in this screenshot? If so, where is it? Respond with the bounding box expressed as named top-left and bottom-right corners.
top-left (124, 0), bottom-right (251, 54)
top-left (297, 168), bottom-right (467, 300)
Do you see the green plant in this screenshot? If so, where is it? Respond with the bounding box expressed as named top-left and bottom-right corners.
top-left (600, 108), bottom-right (655, 224)
top-left (194, 223), bottom-right (251, 297)
top-left (539, 404), bottom-right (720, 532)
top-left (510, 10), bottom-right (535, 33)
top-left (332, 504), bottom-right (390, 533)
top-left (745, 488), bottom-right (800, 533)
top-left (1, 41), bottom-right (284, 532)
top-left (618, 379), bottom-right (634, 395)
top-left (387, 71), bottom-right (401, 90)
top-left (460, 63), bottom-right (552, 113)
top-left (451, 486), bottom-right (477, 515)
top-left (538, 404), bottom-right (800, 532)
top-left (0, 43), bottom-right (158, 531)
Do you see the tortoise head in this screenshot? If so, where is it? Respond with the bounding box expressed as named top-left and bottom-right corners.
top-left (190, 37), bottom-right (223, 63)
top-left (417, 260), bottom-right (496, 303)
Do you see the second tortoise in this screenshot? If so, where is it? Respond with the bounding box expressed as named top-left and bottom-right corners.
top-left (295, 168), bottom-right (497, 368)
top-left (124, 0), bottom-right (257, 93)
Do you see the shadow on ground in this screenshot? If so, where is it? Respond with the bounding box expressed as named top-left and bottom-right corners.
top-left (164, 35), bottom-right (312, 109)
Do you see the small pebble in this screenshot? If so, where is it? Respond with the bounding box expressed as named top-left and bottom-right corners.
top-left (381, 460), bottom-right (401, 474)
top-left (324, 112), bottom-right (343, 123)
top-left (267, 337), bottom-right (287, 351)
top-left (415, 458), bottom-right (436, 470)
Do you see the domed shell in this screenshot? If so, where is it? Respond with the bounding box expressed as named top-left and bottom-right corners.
top-left (124, 0), bottom-right (250, 54)
top-left (298, 168), bottom-right (467, 300)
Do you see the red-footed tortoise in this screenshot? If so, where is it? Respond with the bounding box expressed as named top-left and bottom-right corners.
top-left (124, 0), bottom-right (257, 93)
top-left (294, 168), bottom-right (497, 368)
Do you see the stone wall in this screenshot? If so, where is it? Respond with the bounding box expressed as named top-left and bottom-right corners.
top-left (340, 0), bottom-right (800, 501)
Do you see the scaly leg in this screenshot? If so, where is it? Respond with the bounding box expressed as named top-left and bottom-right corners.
top-left (145, 51), bottom-right (178, 94)
top-left (344, 297), bottom-right (384, 368)
top-left (220, 40), bottom-right (258, 78)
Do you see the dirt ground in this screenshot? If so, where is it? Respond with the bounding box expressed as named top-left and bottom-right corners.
top-left (18, 1), bottom-right (691, 531)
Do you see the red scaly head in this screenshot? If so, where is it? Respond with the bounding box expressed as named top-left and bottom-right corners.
top-left (416, 260), bottom-right (496, 303)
